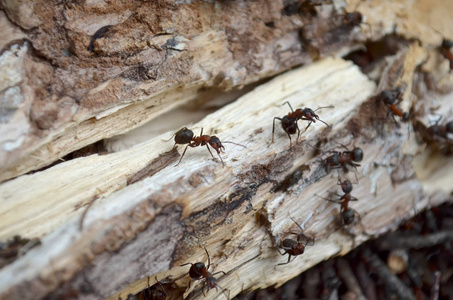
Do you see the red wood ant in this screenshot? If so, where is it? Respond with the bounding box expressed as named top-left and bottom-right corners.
top-left (440, 38), bottom-right (453, 70)
top-left (167, 127), bottom-right (245, 167)
top-left (276, 216), bottom-right (315, 265)
top-left (181, 247), bottom-right (229, 299)
top-left (144, 276), bottom-right (167, 300)
top-left (272, 101), bottom-right (333, 146)
top-left (336, 1), bottom-right (371, 33)
top-left (323, 144), bottom-right (363, 180)
top-left (426, 116), bottom-right (453, 141)
top-left (317, 179), bottom-right (359, 225)
top-left (378, 88), bottom-right (410, 122)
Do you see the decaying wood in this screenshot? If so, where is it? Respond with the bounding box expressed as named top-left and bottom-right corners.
top-left (1, 0), bottom-right (453, 183)
top-left (1, 47), bottom-right (452, 299)
top-left (1, 0), bottom-right (453, 300)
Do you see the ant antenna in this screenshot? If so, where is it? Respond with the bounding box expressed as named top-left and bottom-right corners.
top-left (314, 105), bottom-right (335, 112)
top-left (221, 141), bottom-right (247, 148)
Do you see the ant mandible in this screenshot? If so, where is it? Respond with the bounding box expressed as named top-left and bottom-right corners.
top-left (168, 127), bottom-right (244, 167)
top-left (144, 276), bottom-right (167, 300)
top-left (272, 101), bottom-right (333, 146)
top-left (180, 247), bottom-right (229, 299)
top-left (317, 179), bottom-right (359, 225)
top-left (378, 87), bottom-right (410, 122)
top-left (276, 216), bottom-right (315, 265)
top-left (426, 116), bottom-right (453, 141)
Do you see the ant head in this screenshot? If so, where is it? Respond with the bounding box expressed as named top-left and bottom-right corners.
top-left (380, 90), bottom-right (398, 105)
top-left (344, 11), bottom-right (362, 27)
top-left (446, 121), bottom-right (453, 133)
top-left (341, 208), bottom-right (355, 225)
top-left (352, 147), bottom-right (363, 162)
top-left (209, 136), bottom-right (225, 152)
top-left (442, 39), bottom-right (453, 49)
top-left (340, 180), bottom-right (353, 194)
top-left (302, 108), bottom-right (318, 121)
top-left (174, 127), bottom-right (194, 144)
top-left (149, 290), bottom-right (166, 300)
top-left (206, 275), bottom-right (218, 290)
top-left (189, 262), bottom-right (206, 278)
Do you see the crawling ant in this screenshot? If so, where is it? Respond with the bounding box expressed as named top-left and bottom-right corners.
top-left (432, 27), bottom-right (453, 70)
top-left (335, 1), bottom-right (371, 32)
top-left (276, 217), bottom-right (315, 265)
top-left (323, 144), bottom-right (363, 180)
top-left (272, 101), bottom-right (333, 146)
top-left (378, 87), bottom-right (410, 122)
top-left (317, 179), bottom-right (359, 225)
top-left (167, 127), bottom-right (245, 167)
top-left (181, 247), bottom-right (229, 299)
top-left (426, 116), bottom-right (453, 141)
top-left (144, 276), bottom-right (167, 300)
top-left (439, 38), bottom-right (453, 70)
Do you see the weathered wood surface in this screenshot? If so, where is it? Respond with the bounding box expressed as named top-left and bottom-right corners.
top-left (1, 0), bottom-right (453, 183)
top-left (1, 1), bottom-right (453, 300)
top-left (1, 48), bottom-right (452, 299)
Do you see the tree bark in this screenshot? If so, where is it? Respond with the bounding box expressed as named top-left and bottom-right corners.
top-left (0, 0), bottom-right (453, 300)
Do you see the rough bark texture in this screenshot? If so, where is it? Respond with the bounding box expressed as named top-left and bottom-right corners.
top-left (1, 0), bottom-right (453, 300)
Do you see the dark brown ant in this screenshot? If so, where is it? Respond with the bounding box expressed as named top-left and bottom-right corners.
top-left (378, 88), bottom-right (410, 122)
top-left (439, 39), bottom-right (453, 70)
top-left (181, 247), bottom-right (229, 299)
top-left (317, 179), bottom-right (359, 225)
top-left (276, 217), bottom-right (315, 265)
top-left (144, 276), bottom-right (167, 300)
top-left (336, 1), bottom-right (371, 32)
top-left (432, 27), bottom-right (453, 70)
top-left (323, 144), bottom-right (363, 178)
top-left (168, 127), bottom-right (245, 167)
top-left (426, 116), bottom-right (453, 140)
top-left (272, 101), bottom-right (333, 146)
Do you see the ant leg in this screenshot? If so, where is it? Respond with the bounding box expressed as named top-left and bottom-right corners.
top-left (296, 123), bottom-right (301, 143)
top-left (202, 281), bottom-right (207, 297)
top-left (204, 247), bottom-right (211, 270)
top-left (200, 128), bottom-right (204, 136)
top-left (175, 145), bottom-right (191, 166)
top-left (286, 132), bottom-right (293, 147)
top-left (277, 255), bottom-right (292, 266)
top-left (281, 101), bottom-right (294, 112)
top-left (205, 144), bottom-right (215, 159)
top-left (276, 247), bottom-right (286, 256)
top-left (212, 271), bottom-right (227, 276)
top-left (272, 117), bottom-right (283, 143)
top-left (289, 216), bottom-right (303, 231)
top-left (304, 121), bottom-right (312, 132)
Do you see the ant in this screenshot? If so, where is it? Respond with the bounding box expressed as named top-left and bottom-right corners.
top-left (439, 38), bottom-right (453, 70)
top-left (144, 276), bottom-right (167, 300)
top-left (426, 116), bottom-right (453, 141)
top-left (317, 179), bottom-right (359, 225)
top-left (181, 247), bottom-right (229, 299)
top-left (323, 144), bottom-right (363, 180)
top-left (167, 127), bottom-right (245, 167)
top-left (432, 27), bottom-right (453, 71)
top-left (276, 216), bottom-right (315, 265)
top-left (336, 1), bottom-right (371, 32)
top-left (378, 87), bottom-right (410, 122)
top-left (272, 101), bottom-right (333, 146)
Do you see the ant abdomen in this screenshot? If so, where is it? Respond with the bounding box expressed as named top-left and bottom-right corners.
top-left (281, 239), bottom-right (305, 256)
top-left (352, 147), bottom-right (363, 162)
top-left (174, 127), bottom-right (194, 145)
top-left (341, 208), bottom-right (356, 225)
top-left (189, 262), bottom-right (205, 279)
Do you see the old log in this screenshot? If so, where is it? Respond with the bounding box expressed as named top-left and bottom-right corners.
top-left (1, 0), bottom-right (453, 300)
